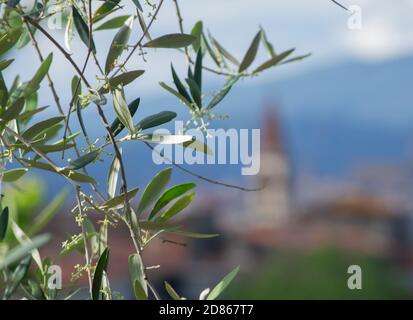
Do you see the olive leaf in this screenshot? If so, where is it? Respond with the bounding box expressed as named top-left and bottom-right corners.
top-left (137, 168), bottom-right (172, 216)
top-left (1, 168), bottom-right (28, 182)
top-left (110, 97), bottom-right (140, 137)
top-left (239, 30), bottom-right (262, 72)
top-left (143, 34), bottom-right (196, 48)
top-left (112, 87), bottom-right (135, 135)
top-left (135, 111), bottom-right (177, 131)
top-left (101, 187), bottom-right (139, 209)
top-left (159, 81), bottom-right (193, 109)
top-left (68, 149), bottom-right (101, 170)
top-left (0, 28), bottom-right (22, 56)
top-left (149, 183), bottom-right (196, 220)
top-left (100, 70), bottom-right (145, 94)
top-left (72, 6), bottom-right (96, 53)
top-left (92, 248), bottom-right (110, 300)
top-left (95, 15), bottom-right (130, 31)
top-left (253, 48), bottom-right (295, 74)
top-left (165, 282), bottom-right (182, 300)
top-left (0, 207), bottom-right (9, 241)
top-left (105, 16), bottom-right (134, 74)
top-left (207, 266), bottom-right (240, 300)
top-left (206, 75), bottom-right (239, 110)
top-left (0, 234), bottom-right (50, 270)
top-left (129, 254), bottom-right (148, 300)
top-left (191, 21), bottom-right (203, 53)
top-left (158, 192), bottom-right (196, 222)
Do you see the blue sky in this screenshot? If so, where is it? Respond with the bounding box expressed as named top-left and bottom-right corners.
top-left (5, 1), bottom-right (413, 110)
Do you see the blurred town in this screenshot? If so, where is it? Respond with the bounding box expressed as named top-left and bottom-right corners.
top-left (23, 104), bottom-right (411, 299)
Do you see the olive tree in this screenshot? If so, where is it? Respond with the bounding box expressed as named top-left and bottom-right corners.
top-left (0, 0), bottom-right (314, 300)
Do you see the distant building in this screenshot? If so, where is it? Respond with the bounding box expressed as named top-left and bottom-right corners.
top-left (245, 106), bottom-right (291, 228)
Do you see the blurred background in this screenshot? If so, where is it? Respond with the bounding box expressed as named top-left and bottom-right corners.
top-left (3, 0), bottom-right (413, 299)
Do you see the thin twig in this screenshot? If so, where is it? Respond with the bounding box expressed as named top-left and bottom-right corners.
top-left (110, 0), bottom-right (165, 79)
top-left (172, 0), bottom-right (190, 62)
top-left (144, 142), bottom-right (265, 192)
top-left (330, 0), bottom-right (349, 11)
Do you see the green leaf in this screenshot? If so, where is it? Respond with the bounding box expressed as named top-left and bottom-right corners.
top-left (135, 111), bottom-right (177, 131)
top-left (137, 168), bottom-right (172, 216)
top-left (0, 73), bottom-right (8, 107)
top-left (139, 220), bottom-right (179, 232)
top-left (23, 91), bottom-right (37, 115)
top-left (149, 183), bottom-right (196, 220)
top-left (211, 36), bottom-right (239, 66)
top-left (132, 0), bottom-right (143, 11)
top-left (239, 31), bottom-right (262, 72)
top-left (95, 15), bottom-right (130, 31)
top-left (133, 280), bottom-right (148, 300)
top-left (194, 49), bottom-right (203, 91)
top-left (0, 28), bottom-right (22, 55)
top-left (16, 26), bottom-right (33, 49)
top-left (105, 16), bottom-right (133, 74)
top-left (19, 158), bottom-right (57, 172)
top-left (92, 248), bottom-right (110, 300)
top-left (143, 34), bottom-right (196, 49)
top-left (100, 70), bottom-right (145, 94)
top-left (110, 97), bottom-right (140, 137)
top-left (0, 97), bottom-right (24, 124)
top-left (73, 6), bottom-right (95, 53)
top-left (186, 78), bottom-right (202, 109)
top-left (101, 187), bottom-right (139, 209)
top-left (25, 53), bottom-right (53, 96)
top-left (129, 253), bottom-right (148, 300)
top-left (159, 81), bottom-right (192, 109)
top-left (165, 281), bottom-right (182, 300)
top-left (107, 154), bottom-right (120, 199)
top-left (206, 75), bottom-right (239, 110)
top-left (167, 230), bottom-right (219, 239)
top-left (33, 142), bottom-right (75, 155)
top-left (29, 279), bottom-right (46, 300)
top-left (11, 220), bottom-right (44, 272)
top-left (93, 0), bottom-right (121, 23)
top-left (68, 149), bottom-right (101, 170)
top-left (28, 189), bottom-right (69, 236)
top-left (0, 234), bottom-right (50, 270)
top-left (260, 27), bottom-right (276, 57)
top-left (17, 106), bottom-right (49, 122)
top-left (191, 21), bottom-right (203, 52)
top-left (171, 64), bottom-right (192, 105)
top-left (159, 192), bottom-right (195, 222)
top-left (137, 10), bottom-right (151, 41)
top-left (112, 87), bottom-right (135, 135)
top-left (207, 266), bottom-right (240, 300)
top-left (76, 100), bottom-right (88, 141)
top-left (71, 75), bottom-right (82, 100)
top-left (21, 116), bottom-right (65, 141)
top-left (0, 59), bottom-right (14, 71)
top-left (0, 207), bottom-right (9, 241)
top-left (64, 170), bottom-right (97, 184)
top-left (1, 168), bottom-right (28, 182)
top-left (253, 48), bottom-right (295, 74)
top-left (280, 53), bottom-right (312, 65)
top-left (3, 256), bottom-right (31, 299)
top-left (65, 14), bottom-right (74, 52)
top-left (202, 33), bottom-right (220, 67)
